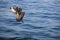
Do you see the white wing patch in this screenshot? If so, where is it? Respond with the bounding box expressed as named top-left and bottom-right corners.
top-left (10, 7), bottom-right (16, 13)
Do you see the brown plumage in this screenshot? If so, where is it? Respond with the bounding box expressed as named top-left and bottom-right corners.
top-left (10, 6), bottom-right (25, 22)
top-left (16, 12), bottom-right (25, 22)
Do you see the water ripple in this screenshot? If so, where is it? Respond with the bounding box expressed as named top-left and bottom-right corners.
top-left (0, 0), bottom-right (60, 40)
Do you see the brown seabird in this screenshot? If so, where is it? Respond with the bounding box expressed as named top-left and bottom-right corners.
top-left (10, 6), bottom-right (25, 22)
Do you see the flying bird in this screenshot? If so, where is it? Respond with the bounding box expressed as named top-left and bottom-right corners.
top-left (10, 6), bottom-right (25, 22)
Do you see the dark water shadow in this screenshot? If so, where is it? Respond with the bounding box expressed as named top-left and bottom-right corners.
top-left (0, 37), bottom-right (39, 40)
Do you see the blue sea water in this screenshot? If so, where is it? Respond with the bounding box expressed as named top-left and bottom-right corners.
top-left (0, 0), bottom-right (60, 40)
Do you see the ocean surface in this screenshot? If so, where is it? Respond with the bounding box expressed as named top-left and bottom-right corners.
top-left (0, 0), bottom-right (60, 40)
